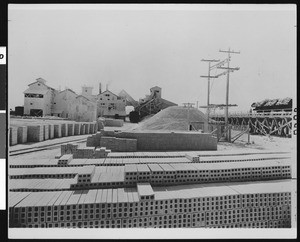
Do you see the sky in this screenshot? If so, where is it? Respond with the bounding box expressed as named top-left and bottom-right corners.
top-left (8, 4), bottom-right (297, 113)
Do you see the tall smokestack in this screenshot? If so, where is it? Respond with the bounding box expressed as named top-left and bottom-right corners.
top-left (99, 83), bottom-right (102, 94)
top-left (106, 83), bottom-right (108, 91)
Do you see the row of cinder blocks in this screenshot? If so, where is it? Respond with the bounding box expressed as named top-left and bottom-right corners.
top-left (9, 122), bottom-right (98, 146)
top-left (104, 118), bottom-right (124, 127)
top-left (100, 137), bottom-right (137, 152)
top-left (86, 132), bottom-right (103, 147)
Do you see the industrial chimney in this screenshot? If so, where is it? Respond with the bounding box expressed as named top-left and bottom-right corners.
top-left (99, 83), bottom-right (102, 94)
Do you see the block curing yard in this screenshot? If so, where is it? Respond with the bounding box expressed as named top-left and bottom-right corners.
top-left (8, 113), bottom-right (296, 229)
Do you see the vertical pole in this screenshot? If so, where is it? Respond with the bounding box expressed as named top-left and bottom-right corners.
top-left (207, 62), bottom-right (211, 127)
top-left (225, 48), bottom-right (231, 140)
top-left (187, 104), bottom-right (190, 130)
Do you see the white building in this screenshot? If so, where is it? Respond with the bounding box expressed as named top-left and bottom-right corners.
top-left (23, 78), bottom-right (56, 116)
top-left (23, 78), bottom-right (97, 121)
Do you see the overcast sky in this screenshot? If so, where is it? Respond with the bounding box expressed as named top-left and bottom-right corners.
top-left (8, 4), bottom-right (296, 112)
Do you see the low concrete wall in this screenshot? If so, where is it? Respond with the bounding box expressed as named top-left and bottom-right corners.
top-left (116, 131), bottom-right (217, 151)
top-left (17, 126), bottom-right (27, 144)
top-left (27, 125), bottom-right (44, 142)
top-left (100, 136), bottom-right (137, 152)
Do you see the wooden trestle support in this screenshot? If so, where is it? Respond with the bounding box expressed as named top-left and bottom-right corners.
top-left (212, 116), bottom-right (292, 137)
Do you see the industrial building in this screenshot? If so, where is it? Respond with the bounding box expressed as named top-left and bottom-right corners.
top-left (23, 78), bottom-right (97, 121)
top-left (80, 84), bottom-right (127, 119)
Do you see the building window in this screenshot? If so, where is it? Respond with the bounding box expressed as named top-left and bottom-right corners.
top-left (25, 93), bottom-right (44, 98)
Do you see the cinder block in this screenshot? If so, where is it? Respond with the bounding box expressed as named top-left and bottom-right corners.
top-left (27, 125), bottom-right (44, 142)
top-left (54, 124), bottom-right (62, 138)
top-left (68, 123), bottom-right (74, 136)
top-left (10, 127), bottom-right (18, 145)
top-left (185, 154), bottom-right (200, 162)
top-left (17, 126), bottom-right (27, 144)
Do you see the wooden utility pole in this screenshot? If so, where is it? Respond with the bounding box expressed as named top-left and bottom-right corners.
top-left (219, 48), bottom-right (240, 140)
top-left (200, 59), bottom-right (219, 124)
top-left (183, 102), bottom-right (195, 130)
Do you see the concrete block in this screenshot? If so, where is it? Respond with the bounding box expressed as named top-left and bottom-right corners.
top-left (67, 123), bottom-right (74, 136)
top-left (54, 124), bottom-right (62, 138)
top-left (17, 126), bottom-right (27, 144)
top-left (43, 124), bottom-right (49, 140)
top-left (185, 154), bottom-right (200, 162)
top-left (74, 123), bottom-right (80, 135)
top-left (61, 123), bottom-right (68, 137)
top-left (10, 127), bottom-right (18, 146)
top-left (27, 125), bottom-right (44, 142)
top-left (49, 124), bottom-right (54, 139)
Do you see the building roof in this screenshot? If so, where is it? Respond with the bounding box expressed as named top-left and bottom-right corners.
top-left (59, 88), bottom-right (77, 95)
top-left (99, 89), bottom-right (119, 98)
top-left (28, 78), bottom-right (55, 91)
top-left (23, 88), bottom-right (50, 95)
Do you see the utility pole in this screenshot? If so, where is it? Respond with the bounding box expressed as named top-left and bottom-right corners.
top-left (219, 48), bottom-right (240, 141)
top-left (183, 102), bottom-right (195, 131)
top-left (200, 59), bottom-right (220, 125)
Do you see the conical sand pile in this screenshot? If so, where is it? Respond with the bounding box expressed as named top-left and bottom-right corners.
top-left (134, 106), bottom-right (211, 131)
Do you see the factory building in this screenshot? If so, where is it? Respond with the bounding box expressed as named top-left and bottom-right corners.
top-left (23, 78), bottom-right (97, 121)
top-left (23, 78), bottom-right (57, 116)
top-left (80, 84), bottom-right (127, 119)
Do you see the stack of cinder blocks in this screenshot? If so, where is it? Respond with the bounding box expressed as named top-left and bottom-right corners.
top-left (10, 127), bottom-right (18, 146)
top-left (57, 154), bottom-right (73, 166)
top-left (17, 126), bottom-right (27, 144)
top-left (100, 137), bottom-right (137, 152)
top-left (95, 147), bottom-right (111, 158)
top-left (27, 125), bottom-right (44, 142)
top-left (77, 165), bottom-right (95, 184)
top-left (73, 147), bottom-right (95, 159)
top-left (54, 124), bottom-right (62, 138)
top-left (86, 132), bottom-right (102, 147)
top-left (104, 118), bottom-right (124, 127)
top-left (61, 143), bottom-right (78, 156)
